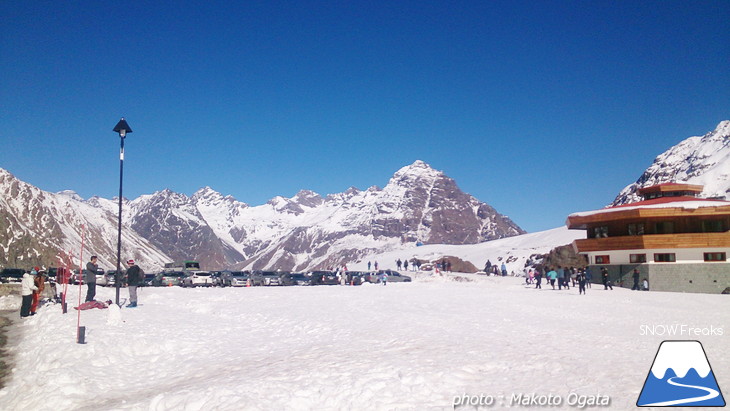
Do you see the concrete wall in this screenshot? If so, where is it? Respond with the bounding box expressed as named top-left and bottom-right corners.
top-left (587, 263), bottom-right (730, 294)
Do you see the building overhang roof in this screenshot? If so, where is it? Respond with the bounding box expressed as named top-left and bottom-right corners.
top-left (637, 183), bottom-right (704, 196)
top-left (566, 197), bottom-right (730, 229)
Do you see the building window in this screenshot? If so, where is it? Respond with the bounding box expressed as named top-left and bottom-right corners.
top-left (701, 220), bottom-right (724, 233)
top-left (704, 252), bottom-right (726, 262)
top-left (630, 254), bottom-right (647, 263)
top-left (655, 221), bottom-right (674, 234)
top-left (595, 255), bottom-right (610, 264)
top-left (594, 226), bottom-right (608, 238)
top-left (654, 253), bottom-right (676, 263)
top-left (628, 223), bottom-right (645, 236)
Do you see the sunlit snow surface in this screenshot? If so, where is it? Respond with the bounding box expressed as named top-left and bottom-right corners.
top-left (1, 276), bottom-right (727, 410)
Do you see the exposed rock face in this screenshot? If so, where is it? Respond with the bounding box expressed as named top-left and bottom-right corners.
top-left (0, 169), bottom-right (170, 272)
top-left (1, 160), bottom-right (525, 271)
top-left (612, 121), bottom-right (730, 205)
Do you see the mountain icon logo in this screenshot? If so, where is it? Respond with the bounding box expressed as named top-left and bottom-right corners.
top-left (637, 340), bottom-right (726, 407)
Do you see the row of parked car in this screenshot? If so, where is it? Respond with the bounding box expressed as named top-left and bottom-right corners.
top-left (148, 269), bottom-right (412, 287)
top-left (1, 267), bottom-right (412, 288)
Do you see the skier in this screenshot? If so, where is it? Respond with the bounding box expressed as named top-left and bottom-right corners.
top-left (125, 259), bottom-right (144, 307)
top-left (403, 260), bottom-right (409, 271)
top-left (396, 259), bottom-right (402, 270)
top-left (501, 263), bottom-right (507, 277)
top-left (20, 270), bottom-right (38, 318)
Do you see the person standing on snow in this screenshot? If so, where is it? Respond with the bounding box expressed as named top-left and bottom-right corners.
top-left (396, 259), bottom-right (402, 270)
top-left (601, 267), bottom-right (613, 290)
top-left (125, 259), bottom-right (144, 307)
top-left (367, 261), bottom-right (371, 271)
top-left (31, 269), bottom-right (46, 315)
top-left (547, 268), bottom-right (557, 290)
top-left (500, 263), bottom-right (507, 276)
top-left (534, 267), bottom-right (543, 289)
top-left (20, 270), bottom-right (38, 318)
top-left (85, 256), bottom-right (99, 302)
top-left (578, 269), bottom-right (587, 295)
top-left (403, 260), bottom-right (409, 271)
top-left (381, 271), bottom-right (388, 285)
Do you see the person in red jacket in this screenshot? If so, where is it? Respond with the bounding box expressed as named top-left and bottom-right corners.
top-left (31, 269), bottom-right (46, 315)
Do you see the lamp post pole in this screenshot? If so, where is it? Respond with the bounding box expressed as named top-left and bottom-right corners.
top-left (113, 118), bottom-right (132, 307)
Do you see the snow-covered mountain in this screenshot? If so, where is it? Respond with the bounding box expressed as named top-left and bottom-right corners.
top-left (0, 169), bottom-right (170, 272)
top-left (128, 160), bottom-right (525, 271)
top-left (0, 161), bottom-right (524, 271)
top-left (612, 120), bottom-right (730, 205)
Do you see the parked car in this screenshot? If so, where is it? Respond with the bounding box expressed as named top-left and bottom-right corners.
top-left (379, 270), bottom-right (412, 282)
top-left (287, 273), bottom-right (311, 286)
top-left (309, 270), bottom-right (339, 285)
top-left (344, 271), bottom-right (365, 285)
top-left (229, 271), bottom-right (252, 287)
top-left (209, 271), bottom-right (229, 287)
top-left (0, 268), bottom-right (25, 283)
top-left (182, 271), bottom-right (215, 287)
top-left (105, 270), bottom-right (126, 287)
top-left (250, 271), bottom-right (283, 286)
top-left (151, 271), bottom-right (186, 287)
top-left (279, 272), bottom-right (300, 286)
top-left (95, 268), bottom-right (108, 286)
top-left (143, 273), bottom-right (156, 286)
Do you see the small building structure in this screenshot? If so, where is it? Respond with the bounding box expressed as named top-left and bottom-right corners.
top-left (566, 183), bottom-right (730, 293)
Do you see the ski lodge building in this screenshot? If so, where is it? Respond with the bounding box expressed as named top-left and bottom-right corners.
top-left (566, 183), bottom-right (730, 293)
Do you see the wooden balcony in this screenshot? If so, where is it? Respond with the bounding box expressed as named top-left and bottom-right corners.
top-left (573, 232), bottom-right (730, 252)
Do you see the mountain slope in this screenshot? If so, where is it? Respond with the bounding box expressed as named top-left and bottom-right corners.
top-left (613, 121), bottom-right (730, 205)
top-left (0, 169), bottom-right (170, 271)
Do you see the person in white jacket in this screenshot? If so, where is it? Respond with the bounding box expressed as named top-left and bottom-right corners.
top-left (21, 271), bottom-right (38, 317)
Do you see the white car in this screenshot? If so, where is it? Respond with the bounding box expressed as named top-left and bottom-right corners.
top-left (183, 271), bottom-right (214, 287)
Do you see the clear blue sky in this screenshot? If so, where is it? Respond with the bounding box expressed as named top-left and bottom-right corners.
top-left (1, 1), bottom-right (728, 232)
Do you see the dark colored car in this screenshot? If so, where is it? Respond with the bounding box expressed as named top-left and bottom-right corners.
top-left (0, 268), bottom-right (25, 283)
top-left (309, 271), bottom-right (339, 285)
top-left (344, 271), bottom-right (365, 285)
top-left (142, 273), bottom-right (156, 286)
top-left (287, 273), bottom-right (311, 286)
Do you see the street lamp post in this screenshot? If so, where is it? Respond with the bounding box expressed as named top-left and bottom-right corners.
top-left (113, 118), bottom-right (132, 306)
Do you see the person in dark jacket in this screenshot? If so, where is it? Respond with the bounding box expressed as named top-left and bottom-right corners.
top-left (578, 269), bottom-right (587, 295)
top-left (125, 259), bottom-right (144, 308)
top-left (601, 268), bottom-right (613, 290)
top-left (85, 256), bottom-right (98, 302)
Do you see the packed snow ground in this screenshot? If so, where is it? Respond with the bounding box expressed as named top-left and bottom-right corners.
top-left (0, 275), bottom-right (728, 410)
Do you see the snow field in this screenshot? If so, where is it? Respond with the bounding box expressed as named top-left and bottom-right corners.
top-left (0, 276), bottom-right (728, 410)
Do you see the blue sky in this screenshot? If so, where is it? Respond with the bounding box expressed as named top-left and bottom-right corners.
top-left (1, 1), bottom-right (728, 232)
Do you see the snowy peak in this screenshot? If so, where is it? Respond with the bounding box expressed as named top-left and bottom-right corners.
top-left (612, 121), bottom-right (730, 205)
top-left (388, 160), bottom-right (443, 187)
